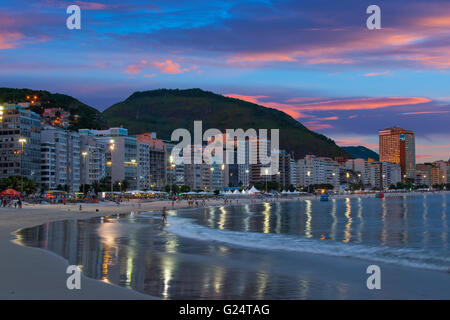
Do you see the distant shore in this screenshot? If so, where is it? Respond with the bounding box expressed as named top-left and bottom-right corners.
top-left (1, 190), bottom-right (449, 299)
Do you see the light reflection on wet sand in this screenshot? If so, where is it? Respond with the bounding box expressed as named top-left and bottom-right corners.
top-left (17, 194), bottom-right (450, 299)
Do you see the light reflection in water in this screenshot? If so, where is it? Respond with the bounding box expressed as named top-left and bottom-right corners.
top-left (381, 198), bottom-right (387, 246)
top-left (330, 199), bottom-right (337, 241)
top-left (274, 202), bottom-right (282, 234)
top-left (423, 194), bottom-right (429, 247)
top-left (208, 207), bottom-right (216, 229)
top-left (218, 206), bottom-right (227, 230)
top-left (442, 194), bottom-right (447, 250)
top-left (343, 198), bottom-right (352, 243)
top-left (213, 266), bottom-right (225, 295)
top-left (263, 202), bottom-right (271, 234)
top-left (161, 255), bottom-right (175, 300)
top-left (125, 256), bottom-right (134, 288)
top-left (298, 279), bottom-right (310, 300)
top-left (15, 194), bottom-right (450, 299)
top-left (402, 195), bottom-right (409, 245)
top-left (256, 271), bottom-right (268, 299)
top-left (305, 200), bottom-right (312, 238)
top-left (165, 233), bottom-right (179, 254)
top-left (356, 197), bottom-right (363, 243)
top-left (102, 248), bottom-right (111, 281)
top-left (243, 204), bottom-right (251, 232)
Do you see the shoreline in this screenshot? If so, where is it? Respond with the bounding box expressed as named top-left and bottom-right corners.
top-left (2, 191), bottom-right (449, 299)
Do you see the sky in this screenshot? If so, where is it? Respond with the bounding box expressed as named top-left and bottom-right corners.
top-left (0, 0), bottom-right (449, 162)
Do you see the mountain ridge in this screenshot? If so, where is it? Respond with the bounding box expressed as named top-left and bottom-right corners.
top-left (341, 146), bottom-right (379, 161)
top-left (0, 87), bottom-right (350, 160)
top-left (103, 88), bottom-right (349, 159)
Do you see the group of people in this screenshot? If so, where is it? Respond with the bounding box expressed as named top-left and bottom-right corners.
top-left (1, 197), bottom-right (22, 208)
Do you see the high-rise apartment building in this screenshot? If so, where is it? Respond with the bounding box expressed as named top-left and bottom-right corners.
top-left (136, 133), bottom-right (167, 190)
top-left (0, 104), bottom-right (41, 183)
top-left (40, 126), bottom-right (81, 191)
top-left (79, 134), bottom-right (107, 186)
top-left (379, 127), bottom-right (415, 180)
top-left (79, 128), bottom-right (138, 190)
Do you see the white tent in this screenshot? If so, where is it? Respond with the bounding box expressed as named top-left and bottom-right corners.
top-left (249, 186), bottom-right (261, 194)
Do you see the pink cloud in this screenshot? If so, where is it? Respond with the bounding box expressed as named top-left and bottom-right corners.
top-left (316, 116), bottom-right (339, 121)
top-left (417, 154), bottom-right (433, 159)
top-left (151, 60), bottom-right (188, 74)
top-left (292, 97), bottom-right (431, 112)
top-left (73, 1), bottom-right (109, 10)
top-left (124, 65), bottom-right (141, 74)
top-left (0, 32), bottom-right (24, 49)
top-left (224, 94), bottom-right (310, 119)
top-left (285, 97), bottom-right (329, 103)
top-left (400, 111), bottom-right (450, 115)
top-left (417, 16), bottom-right (450, 28)
top-left (227, 53), bottom-right (297, 63)
top-left (417, 144), bottom-right (450, 149)
top-left (143, 73), bottom-right (157, 78)
top-left (305, 57), bottom-right (354, 65)
top-left (364, 71), bottom-right (389, 77)
top-left (303, 121), bottom-right (333, 131)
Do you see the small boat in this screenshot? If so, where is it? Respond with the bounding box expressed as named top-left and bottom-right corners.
top-left (320, 194), bottom-right (329, 201)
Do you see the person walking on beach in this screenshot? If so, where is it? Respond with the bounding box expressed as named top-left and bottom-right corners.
top-left (161, 206), bottom-right (167, 224)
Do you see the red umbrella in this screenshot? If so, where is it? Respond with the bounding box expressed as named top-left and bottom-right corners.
top-left (0, 189), bottom-right (21, 197)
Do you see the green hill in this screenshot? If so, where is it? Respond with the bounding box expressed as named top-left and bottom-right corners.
top-left (0, 88), bottom-right (107, 130)
top-left (342, 146), bottom-right (379, 161)
top-left (103, 88), bottom-right (349, 159)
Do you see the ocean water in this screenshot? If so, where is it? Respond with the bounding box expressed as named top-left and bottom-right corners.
top-left (17, 193), bottom-right (450, 299)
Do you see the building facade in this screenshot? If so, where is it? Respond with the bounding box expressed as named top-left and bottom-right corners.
top-left (379, 127), bottom-right (415, 180)
top-left (0, 104), bottom-right (41, 184)
top-left (40, 126), bottom-right (80, 191)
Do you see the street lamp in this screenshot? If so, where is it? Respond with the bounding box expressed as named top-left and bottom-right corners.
top-left (264, 168), bottom-right (269, 192)
top-left (82, 151), bottom-right (88, 195)
top-left (169, 155), bottom-right (175, 194)
top-left (109, 140), bottom-right (115, 198)
top-left (18, 138), bottom-right (27, 194)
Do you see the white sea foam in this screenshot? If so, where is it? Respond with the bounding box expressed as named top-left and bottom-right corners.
top-left (165, 216), bottom-right (450, 273)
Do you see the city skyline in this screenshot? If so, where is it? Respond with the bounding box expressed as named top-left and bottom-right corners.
top-left (0, 0), bottom-right (449, 161)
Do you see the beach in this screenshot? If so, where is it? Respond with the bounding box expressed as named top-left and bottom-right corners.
top-left (0, 198), bottom-right (262, 299)
top-left (2, 192), bottom-right (450, 299)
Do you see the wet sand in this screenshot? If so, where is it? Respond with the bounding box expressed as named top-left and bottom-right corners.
top-left (1, 191), bottom-right (449, 299)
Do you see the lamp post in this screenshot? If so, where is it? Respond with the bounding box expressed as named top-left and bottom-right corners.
top-left (245, 169), bottom-right (249, 187)
top-left (18, 138), bottom-right (27, 194)
top-left (210, 167), bottom-right (214, 192)
top-left (264, 168), bottom-right (269, 193)
top-left (109, 140), bottom-right (115, 199)
top-left (82, 151), bottom-right (88, 195)
top-left (169, 155), bottom-right (174, 194)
